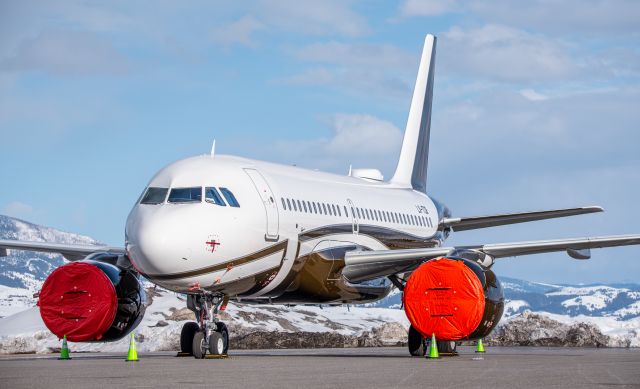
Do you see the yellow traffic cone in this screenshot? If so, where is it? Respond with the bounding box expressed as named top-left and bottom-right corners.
top-left (125, 332), bottom-right (139, 362)
top-left (58, 335), bottom-right (71, 360)
top-left (427, 333), bottom-right (439, 359)
top-left (476, 338), bottom-right (486, 353)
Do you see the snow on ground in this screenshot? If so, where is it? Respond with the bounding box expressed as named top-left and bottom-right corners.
top-left (503, 299), bottom-right (529, 317)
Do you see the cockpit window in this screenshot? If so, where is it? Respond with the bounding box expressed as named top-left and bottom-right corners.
top-left (219, 187), bottom-right (240, 207)
top-left (205, 187), bottom-right (226, 206)
top-left (140, 187), bottom-right (168, 204)
top-left (168, 187), bottom-right (202, 203)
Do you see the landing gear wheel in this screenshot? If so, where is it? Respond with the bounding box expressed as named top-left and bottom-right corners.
top-left (192, 331), bottom-right (206, 359)
top-left (408, 325), bottom-right (426, 356)
top-left (208, 332), bottom-right (224, 355)
top-left (216, 322), bottom-right (229, 354)
top-left (180, 322), bottom-right (199, 355)
top-left (437, 340), bottom-right (457, 354)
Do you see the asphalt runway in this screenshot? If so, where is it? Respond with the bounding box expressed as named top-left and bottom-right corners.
top-left (1, 347), bottom-right (639, 388)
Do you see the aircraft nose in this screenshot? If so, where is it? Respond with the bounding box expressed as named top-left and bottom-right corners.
top-left (126, 207), bottom-right (197, 276)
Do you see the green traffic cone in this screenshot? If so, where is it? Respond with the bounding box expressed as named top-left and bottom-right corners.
top-left (476, 338), bottom-right (486, 353)
top-left (58, 335), bottom-right (71, 360)
top-left (125, 332), bottom-right (139, 362)
top-left (427, 333), bottom-right (439, 359)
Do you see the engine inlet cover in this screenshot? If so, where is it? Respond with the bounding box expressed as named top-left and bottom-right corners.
top-left (403, 257), bottom-right (485, 340)
top-left (38, 262), bottom-right (118, 342)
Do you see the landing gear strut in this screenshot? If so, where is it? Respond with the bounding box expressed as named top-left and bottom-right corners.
top-left (180, 293), bottom-right (229, 359)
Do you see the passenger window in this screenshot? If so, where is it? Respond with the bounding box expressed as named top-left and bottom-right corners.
top-left (337, 205), bottom-right (341, 217)
top-left (297, 200), bottom-right (303, 212)
top-left (205, 187), bottom-right (226, 206)
top-left (356, 208), bottom-right (361, 218)
top-left (168, 187), bottom-right (202, 203)
top-left (322, 203), bottom-right (327, 215)
top-left (140, 187), bottom-right (168, 204)
top-left (219, 188), bottom-right (240, 207)
top-left (302, 201), bottom-right (308, 213)
top-left (287, 198), bottom-right (292, 210)
top-left (344, 206), bottom-right (348, 217)
top-left (331, 204), bottom-right (337, 216)
top-left (313, 202), bottom-right (318, 213)
top-left (306, 201), bottom-right (312, 213)
top-left (281, 198), bottom-right (286, 210)
top-left (293, 200), bottom-right (298, 211)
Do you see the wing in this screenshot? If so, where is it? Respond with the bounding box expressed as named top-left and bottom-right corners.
top-left (343, 234), bottom-right (640, 282)
top-left (441, 206), bottom-right (603, 232)
top-left (0, 239), bottom-right (125, 261)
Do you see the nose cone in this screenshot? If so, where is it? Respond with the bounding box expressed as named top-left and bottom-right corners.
top-left (126, 205), bottom-right (200, 276)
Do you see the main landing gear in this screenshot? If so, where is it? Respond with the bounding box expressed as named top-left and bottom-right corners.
top-left (180, 293), bottom-right (229, 359)
top-left (407, 325), bottom-right (457, 356)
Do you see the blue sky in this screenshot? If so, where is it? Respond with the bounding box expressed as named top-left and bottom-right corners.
top-left (1, 1), bottom-right (639, 284)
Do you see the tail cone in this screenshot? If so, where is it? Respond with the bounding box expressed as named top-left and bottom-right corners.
top-left (126, 332), bottom-right (139, 362)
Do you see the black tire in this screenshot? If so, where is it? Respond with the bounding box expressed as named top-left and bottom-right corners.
top-left (180, 322), bottom-right (199, 355)
top-left (437, 340), bottom-right (456, 353)
top-left (208, 332), bottom-right (224, 355)
top-left (192, 331), bottom-right (206, 359)
top-left (408, 326), bottom-right (426, 356)
top-left (216, 322), bottom-right (229, 354)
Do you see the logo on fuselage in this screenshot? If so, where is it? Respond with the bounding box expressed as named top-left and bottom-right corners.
top-left (205, 235), bottom-right (221, 252)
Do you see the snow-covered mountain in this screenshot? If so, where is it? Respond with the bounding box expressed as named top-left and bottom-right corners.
top-left (0, 214), bottom-right (639, 352)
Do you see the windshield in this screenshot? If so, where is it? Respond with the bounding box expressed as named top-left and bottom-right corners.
top-left (168, 187), bottom-right (202, 203)
top-left (140, 187), bottom-right (168, 204)
top-left (205, 187), bottom-right (226, 206)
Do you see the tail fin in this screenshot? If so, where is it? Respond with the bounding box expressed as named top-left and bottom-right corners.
top-left (391, 35), bottom-right (437, 193)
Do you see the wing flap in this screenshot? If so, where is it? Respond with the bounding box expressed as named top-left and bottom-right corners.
top-left (441, 206), bottom-right (603, 232)
top-left (343, 234), bottom-right (640, 282)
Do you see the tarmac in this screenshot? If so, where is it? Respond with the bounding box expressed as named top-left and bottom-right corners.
top-left (1, 346), bottom-right (639, 388)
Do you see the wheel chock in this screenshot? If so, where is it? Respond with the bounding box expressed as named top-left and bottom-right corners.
top-left (204, 354), bottom-right (229, 359)
top-left (175, 352), bottom-right (192, 357)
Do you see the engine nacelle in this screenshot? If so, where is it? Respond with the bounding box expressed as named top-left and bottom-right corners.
top-left (403, 257), bottom-right (504, 341)
top-left (38, 258), bottom-right (146, 342)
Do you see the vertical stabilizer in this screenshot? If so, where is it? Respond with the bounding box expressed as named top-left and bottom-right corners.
top-left (391, 35), bottom-right (436, 193)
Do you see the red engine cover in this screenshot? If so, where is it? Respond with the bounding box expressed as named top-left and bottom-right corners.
top-left (403, 257), bottom-right (485, 340)
top-left (38, 262), bottom-right (118, 342)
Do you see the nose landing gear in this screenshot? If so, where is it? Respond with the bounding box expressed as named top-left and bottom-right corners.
top-left (180, 293), bottom-right (229, 359)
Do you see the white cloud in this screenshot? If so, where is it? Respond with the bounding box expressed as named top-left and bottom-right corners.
top-left (400, 0), bottom-right (459, 17)
top-left (210, 16), bottom-right (264, 48)
top-left (258, 0), bottom-right (370, 37)
top-left (520, 89), bottom-right (548, 101)
top-left (294, 42), bottom-right (415, 68)
top-left (0, 29), bottom-right (128, 76)
top-left (440, 25), bottom-right (577, 81)
top-left (2, 201), bottom-right (34, 219)
top-left (270, 114), bottom-right (403, 173)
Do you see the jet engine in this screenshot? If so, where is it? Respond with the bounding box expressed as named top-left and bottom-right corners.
top-left (38, 257), bottom-right (146, 342)
top-left (403, 257), bottom-right (504, 340)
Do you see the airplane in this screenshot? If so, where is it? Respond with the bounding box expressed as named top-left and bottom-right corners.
top-left (2, 34), bottom-right (639, 358)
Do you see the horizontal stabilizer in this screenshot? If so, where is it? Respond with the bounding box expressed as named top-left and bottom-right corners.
top-left (441, 206), bottom-right (603, 232)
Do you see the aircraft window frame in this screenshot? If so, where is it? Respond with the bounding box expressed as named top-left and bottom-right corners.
top-left (168, 187), bottom-right (203, 204)
top-left (219, 187), bottom-right (240, 207)
top-left (140, 187), bottom-right (168, 205)
top-left (205, 187), bottom-right (227, 206)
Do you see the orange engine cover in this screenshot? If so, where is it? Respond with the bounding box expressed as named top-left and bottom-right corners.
top-left (403, 257), bottom-right (485, 340)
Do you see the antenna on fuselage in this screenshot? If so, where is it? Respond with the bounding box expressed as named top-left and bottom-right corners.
top-left (210, 139), bottom-right (216, 157)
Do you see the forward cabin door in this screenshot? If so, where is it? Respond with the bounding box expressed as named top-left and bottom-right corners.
top-left (244, 168), bottom-right (279, 241)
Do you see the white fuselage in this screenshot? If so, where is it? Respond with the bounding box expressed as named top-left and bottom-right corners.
top-left (125, 154), bottom-right (444, 303)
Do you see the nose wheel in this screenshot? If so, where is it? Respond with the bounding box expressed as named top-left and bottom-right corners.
top-left (183, 293), bottom-right (230, 359)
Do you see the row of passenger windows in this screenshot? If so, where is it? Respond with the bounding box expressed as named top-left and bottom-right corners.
top-left (281, 197), bottom-right (433, 228)
top-left (140, 187), bottom-right (240, 207)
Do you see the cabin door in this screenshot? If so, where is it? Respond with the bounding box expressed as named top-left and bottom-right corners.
top-left (244, 168), bottom-right (279, 241)
top-left (347, 199), bottom-right (359, 235)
